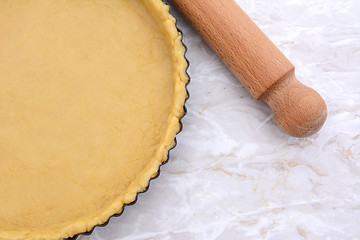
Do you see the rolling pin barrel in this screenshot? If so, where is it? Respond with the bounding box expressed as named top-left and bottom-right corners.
top-left (170, 0), bottom-right (327, 137)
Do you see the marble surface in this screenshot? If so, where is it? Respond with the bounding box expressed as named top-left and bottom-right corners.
top-left (80, 0), bottom-right (360, 239)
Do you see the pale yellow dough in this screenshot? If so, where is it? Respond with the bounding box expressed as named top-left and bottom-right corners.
top-left (0, 0), bottom-right (188, 239)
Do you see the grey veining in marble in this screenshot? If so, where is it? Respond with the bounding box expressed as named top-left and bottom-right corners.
top-left (80, 0), bottom-right (360, 239)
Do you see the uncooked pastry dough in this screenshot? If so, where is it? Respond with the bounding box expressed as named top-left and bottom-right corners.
top-left (0, 0), bottom-right (188, 239)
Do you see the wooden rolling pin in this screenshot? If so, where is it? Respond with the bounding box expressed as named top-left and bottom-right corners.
top-left (170, 0), bottom-right (327, 137)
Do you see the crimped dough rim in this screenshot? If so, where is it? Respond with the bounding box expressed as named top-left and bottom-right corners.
top-left (0, 0), bottom-right (188, 239)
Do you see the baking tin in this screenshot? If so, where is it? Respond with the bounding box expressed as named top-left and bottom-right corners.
top-left (66, 2), bottom-right (190, 239)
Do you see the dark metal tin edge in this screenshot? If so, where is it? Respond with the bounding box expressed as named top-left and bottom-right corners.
top-left (66, 2), bottom-right (190, 239)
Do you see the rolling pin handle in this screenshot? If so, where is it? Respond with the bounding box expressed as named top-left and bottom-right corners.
top-left (260, 70), bottom-right (327, 137)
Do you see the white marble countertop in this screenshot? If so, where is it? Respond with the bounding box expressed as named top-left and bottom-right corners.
top-left (80, 0), bottom-right (360, 239)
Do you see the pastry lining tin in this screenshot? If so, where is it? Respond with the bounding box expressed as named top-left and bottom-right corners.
top-left (0, 0), bottom-right (188, 239)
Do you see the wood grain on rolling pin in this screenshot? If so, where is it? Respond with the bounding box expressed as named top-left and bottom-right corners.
top-left (171, 0), bottom-right (327, 137)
